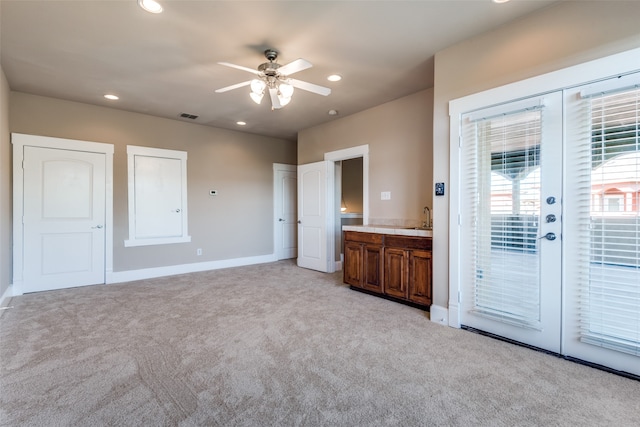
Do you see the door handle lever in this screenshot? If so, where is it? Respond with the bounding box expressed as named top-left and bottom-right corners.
top-left (539, 232), bottom-right (556, 241)
top-left (91, 225), bottom-right (104, 229)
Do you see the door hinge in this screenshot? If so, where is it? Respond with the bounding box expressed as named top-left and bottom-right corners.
top-left (458, 291), bottom-right (462, 303)
top-left (458, 213), bottom-right (461, 225)
top-left (458, 135), bottom-right (462, 148)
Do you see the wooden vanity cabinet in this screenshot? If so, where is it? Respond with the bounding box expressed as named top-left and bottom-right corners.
top-left (344, 231), bottom-right (432, 309)
top-left (343, 231), bottom-right (383, 293)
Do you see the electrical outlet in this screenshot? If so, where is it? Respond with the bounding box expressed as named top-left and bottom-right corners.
top-left (209, 190), bottom-right (218, 196)
top-left (196, 248), bottom-right (202, 256)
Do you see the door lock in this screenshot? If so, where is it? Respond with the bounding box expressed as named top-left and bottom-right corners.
top-left (539, 232), bottom-right (556, 241)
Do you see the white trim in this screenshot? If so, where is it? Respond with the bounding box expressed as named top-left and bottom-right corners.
top-left (107, 253), bottom-right (277, 284)
top-left (0, 285), bottom-right (12, 307)
top-left (324, 144), bottom-right (370, 226)
top-left (429, 305), bottom-right (449, 326)
top-left (11, 133), bottom-right (114, 296)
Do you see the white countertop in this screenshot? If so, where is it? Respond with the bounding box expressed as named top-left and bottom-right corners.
top-left (342, 224), bottom-right (432, 238)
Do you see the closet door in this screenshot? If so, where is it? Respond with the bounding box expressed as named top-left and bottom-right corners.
top-left (458, 92), bottom-right (563, 353)
top-left (564, 74), bottom-right (640, 376)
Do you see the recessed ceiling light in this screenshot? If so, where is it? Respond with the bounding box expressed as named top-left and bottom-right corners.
top-left (327, 74), bottom-right (342, 82)
top-left (138, 0), bottom-right (163, 14)
top-left (492, 0), bottom-right (510, 3)
top-left (236, 121), bottom-right (247, 126)
top-left (328, 109), bottom-right (339, 116)
top-left (104, 94), bottom-right (119, 100)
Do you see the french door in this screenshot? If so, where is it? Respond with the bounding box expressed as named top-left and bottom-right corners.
top-left (563, 74), bottom-right (640, 375)
top-left (459, 92), bottom-right (563, 353)
top-left (458, 73), bottom-right (640, 376)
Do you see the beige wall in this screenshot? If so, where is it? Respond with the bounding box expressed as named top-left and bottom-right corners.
top-left (0, 68), bottom-right (11, 302)
top-left (432, 1), bottom-right (640, 309)
top-left (10, 92), bottom-right (296, 273)
top-left (299, 88), bottom-right (433, 226)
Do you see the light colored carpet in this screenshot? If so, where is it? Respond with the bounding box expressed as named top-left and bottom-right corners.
top-left (1, 260), bottom-right (639, 426)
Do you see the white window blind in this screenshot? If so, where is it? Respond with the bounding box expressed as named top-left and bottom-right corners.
top-left (461, 104), bottom-right (544, 329)
top-left (575, 85), bottom-right (640, 356)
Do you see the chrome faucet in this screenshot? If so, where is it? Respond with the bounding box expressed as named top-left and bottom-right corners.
top-left (423, 206), bottom-right (432, 229)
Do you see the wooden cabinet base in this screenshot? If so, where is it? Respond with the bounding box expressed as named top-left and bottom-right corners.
top-left (343, 231), bottom-right (432, 310)
top-left (349, 285), bottom-right (431, 311)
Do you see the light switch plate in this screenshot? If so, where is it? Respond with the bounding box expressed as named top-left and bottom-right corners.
top-left (381, 191), bottom-right (391, 200)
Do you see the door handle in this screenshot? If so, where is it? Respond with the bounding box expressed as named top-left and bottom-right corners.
top-left (539, 232), bottom-right (556, 241)
top-left (91, 225), bottom-right (104, 229)
top-left (279, 218), bottom-right (285, 222)
top-left (297, 220), bottom-right (301, 224)
top-left (174, 209), bottom-right (181, 213)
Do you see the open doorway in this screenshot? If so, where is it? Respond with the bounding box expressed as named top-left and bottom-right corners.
top-left (324, 145), bottom-right (369, 271)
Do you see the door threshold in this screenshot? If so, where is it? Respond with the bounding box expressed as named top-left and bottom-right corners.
top-left (461, 325), bottom-right (640, 382)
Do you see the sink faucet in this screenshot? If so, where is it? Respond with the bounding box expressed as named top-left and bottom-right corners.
top-left (423, 206), bottom-right (431, 229)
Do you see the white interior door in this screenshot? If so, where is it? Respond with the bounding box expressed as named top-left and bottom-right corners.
top-left (459, 92), bottom-right (563, 353)
top-left (274, 165), bottom-right (297, 260)
top-left (297, 161), bottom-right (335, 272)
top-left (23, 146), bottom-right (106, 292)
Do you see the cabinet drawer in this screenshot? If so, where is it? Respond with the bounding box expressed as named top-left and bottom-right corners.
top-left (385, 235), bottom-right (432, 251)
top-left (344, 231), bottom-right (384, 245)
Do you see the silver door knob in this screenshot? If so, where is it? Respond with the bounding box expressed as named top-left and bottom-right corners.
top-left (539, 232), bottom-right (556, 241)
top-left (546, 214), bottom-right (557, 223)
top-left (175, 209), bottom-right (181, 213)
top-left (297, 220), bottom-right (301, 224)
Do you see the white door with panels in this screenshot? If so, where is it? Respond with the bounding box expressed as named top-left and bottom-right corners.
top-left (458, 92), bottom-right (564, 353)
top-left (274, 164), bottom-right (297, 260)
top-left (297, 161), bottom-right (335, 272)
top-left (22, 146), bottom-right (106, 293)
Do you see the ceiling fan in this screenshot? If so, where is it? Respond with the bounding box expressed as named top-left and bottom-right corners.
top-left (215, 49), bottom-right (331, 109)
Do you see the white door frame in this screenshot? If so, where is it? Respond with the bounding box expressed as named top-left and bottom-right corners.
top-left (12, 133), bottom-right (114, 296)
top-left (273, 163), bottom-right (297, 259)
top-left (324, 144), bottom-right (369, 271)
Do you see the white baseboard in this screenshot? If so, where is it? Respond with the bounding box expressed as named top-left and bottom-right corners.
top-left (430, 305), bottom-right (449, 326)
top-left (0, 285), bottom-right (13, 307)
top-left (107, 253), bottom-right (278, 284)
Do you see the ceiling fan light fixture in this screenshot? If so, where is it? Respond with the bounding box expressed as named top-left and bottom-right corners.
top-left (138, 0), bottom-right (163, 14)
top-left (250, 92), bottom-right (264, 104)
top-left (250, 79), bottom-right (266, 94)
top-left (278, 95), bottom-right (292, 107)
top-left (279, 82), bottom-right (294, 98)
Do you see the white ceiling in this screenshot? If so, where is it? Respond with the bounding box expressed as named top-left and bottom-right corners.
top-left (0, 0), bottom-right (557, 141)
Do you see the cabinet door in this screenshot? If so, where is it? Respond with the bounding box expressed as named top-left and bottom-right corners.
top-left (362, 244), bottom-right (383, 293)
top-left (384, 248), bottom-right (408, 299)
top-left (344, 241), bottom-right (364, 287)
top-left (408, 250), bottom-right (432, 306)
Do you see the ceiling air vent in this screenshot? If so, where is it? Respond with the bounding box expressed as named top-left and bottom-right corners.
top-left (179, 112), bottom-right (199, 120)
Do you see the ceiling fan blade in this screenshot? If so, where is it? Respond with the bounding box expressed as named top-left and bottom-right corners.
top-left (289, 78), bottom-right (332, 96)
top-left (215, 80), bottom-right (252, 93)
top-left (269, 87), bottom-right (282, 109)
top-left (218, 62), bottom-right (261, 75)
top-left (278, 58), bottom-right (313, 76)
